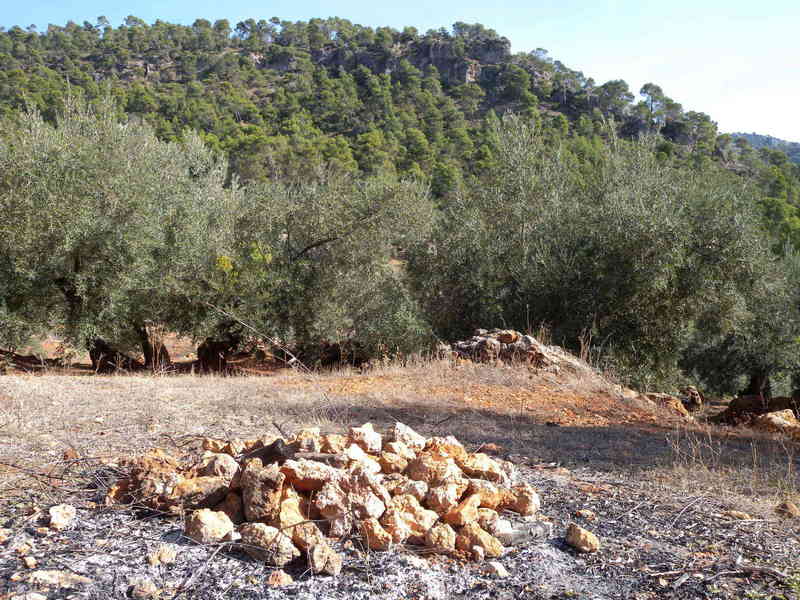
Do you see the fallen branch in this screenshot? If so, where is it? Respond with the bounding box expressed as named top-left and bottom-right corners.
top-left (272, 420), bottom-right (290, 439)
top-left (724, 519), bottom-right (773, 524)
top-left (170, 542), bottom-right (226, 600)
top-left (650, 564), bottom-right (788, 583)
top-left (707, 565), bottom-right (788, 581)
top-left (0, 460), bottom-right (68, 481)
top-left (670, 495), bottom-right (706, 528)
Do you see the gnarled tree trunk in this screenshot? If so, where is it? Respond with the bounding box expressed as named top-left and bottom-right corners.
top-left (197, 334), bottom-right (241, 373)
top-left (88, 339), bottom-right (141, 373)
top-left (740, 370), bottom-right (772, 403)
top-left (135, 325), bottom-right (171, 371)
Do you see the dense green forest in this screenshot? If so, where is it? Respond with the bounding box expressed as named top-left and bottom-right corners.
top-left (732, 132), bottom-right (800, 165)
top-left (2, 17), bottom-right (800, 395)
top-left (1, 17), bottom-right (798, 200)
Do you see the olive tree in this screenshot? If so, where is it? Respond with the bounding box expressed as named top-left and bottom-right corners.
top-left (201, 171), bottom-right (435, 363)
top-left (681, 246), bottom-right (800, 397)
top-left (406, 114), bottom-right (570, 340)
top-left (0, 95), bottom-right (238, 365)
top-left (408, 114), bottom-right (786, 388)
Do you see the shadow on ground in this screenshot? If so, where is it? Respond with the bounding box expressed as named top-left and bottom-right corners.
top-left (306, 393), bottom-right (800, 499)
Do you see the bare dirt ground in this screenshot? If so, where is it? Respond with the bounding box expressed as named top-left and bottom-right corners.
top-left (1, 360), bottom-right (799, 599)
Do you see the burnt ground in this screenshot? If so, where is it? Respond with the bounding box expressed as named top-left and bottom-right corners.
top-left (0, 460), bottom-right (798, 600)
top-left (1, 363), bottom-right (799, 599)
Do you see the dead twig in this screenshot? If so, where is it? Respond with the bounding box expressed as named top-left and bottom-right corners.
top-left (0, 460), bottom-right (69, 481)
top-left (431, 413), bottom-right (459, 428)
top-left (725, 519), bottom-right (773, 524)
top-left (170, 542), bottom-right (227, 600)
top-left (671, 573), bottom-right (691, 589)
top-left (159, 433), bottom-right (203, 449)
top-left (272, 420), bottom-right (290, 438)
top-left (649, 570), bottom-right (686, 577)
top-left (621, 500), bottom-right (649, 519)
top-left (670, 495), bottom-right (706, 528)
top-left (707, 565), bottom-right (788, 581)
top-left (650, 564), bottom-right (788, 583)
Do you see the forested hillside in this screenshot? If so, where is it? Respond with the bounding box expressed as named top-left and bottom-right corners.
top-left (1, 17), bottom-right (797, 198)
top-left (3, 17), bottom-right (800, 396)
top-left (732, 132), bottom-right (800, 165)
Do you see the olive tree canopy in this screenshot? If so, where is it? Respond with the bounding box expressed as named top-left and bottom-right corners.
top-left (0, 95), bottom-right (239, 364)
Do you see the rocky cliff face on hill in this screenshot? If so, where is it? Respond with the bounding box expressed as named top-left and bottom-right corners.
top-left (305, 37), bottom-right (511, 86)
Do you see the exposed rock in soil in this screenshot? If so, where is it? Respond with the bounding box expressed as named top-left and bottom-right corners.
top-left (565, 523), bottom-right (601, 553)
top-left (644, 393), bottom-right (691, 419)
top-left (47, 504), bottom-right (76, 531)
top-left (752, 409), bottom-right (800, 440)
top-left (267, 569), bottom-right (293, 586)
top-left (775, 501), bottom-right (800, 518)
top-left (716, 394), bottom-right (800, 424)
top-left (681, 385), bottom-right (704, 411)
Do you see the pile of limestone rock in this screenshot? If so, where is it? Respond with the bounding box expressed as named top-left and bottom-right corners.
top-left (444, 329), bottom-right (591, 374)
top-left (445, 328), bottom-right (706, 421)
top-left (105, 422), bottom-right (546, 576)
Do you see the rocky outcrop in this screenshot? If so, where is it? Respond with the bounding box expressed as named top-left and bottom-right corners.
top-left (645, 393), bottom-right (691, 419)
top-left (752, 409), bottom-right (800, 440)
top-left (307, 37), bottom-right (510, 86)
top-left (681, 386), bottom-right (704, 411)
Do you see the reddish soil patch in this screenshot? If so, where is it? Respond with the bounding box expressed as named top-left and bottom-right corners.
top-left (283, 371), bottom-right (681, 430)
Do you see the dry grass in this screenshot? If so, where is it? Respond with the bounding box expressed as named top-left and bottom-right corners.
top-left (661, 422), bottom-right (799, 512)
top-left (3, 358), bottom-right (799, 600)
top-left (1, 358), bottom-right (798, 517)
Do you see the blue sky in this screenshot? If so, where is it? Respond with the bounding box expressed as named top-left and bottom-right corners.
top-left (5, 0), bottom-right (800, 140)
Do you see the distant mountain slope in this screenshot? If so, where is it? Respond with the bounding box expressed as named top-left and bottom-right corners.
top-left (732, 132), bottom-right (800, 164)
top-left (0, 16), bottom-right (797, 207)
top-left (0, 18), bottom-right (721, 185)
